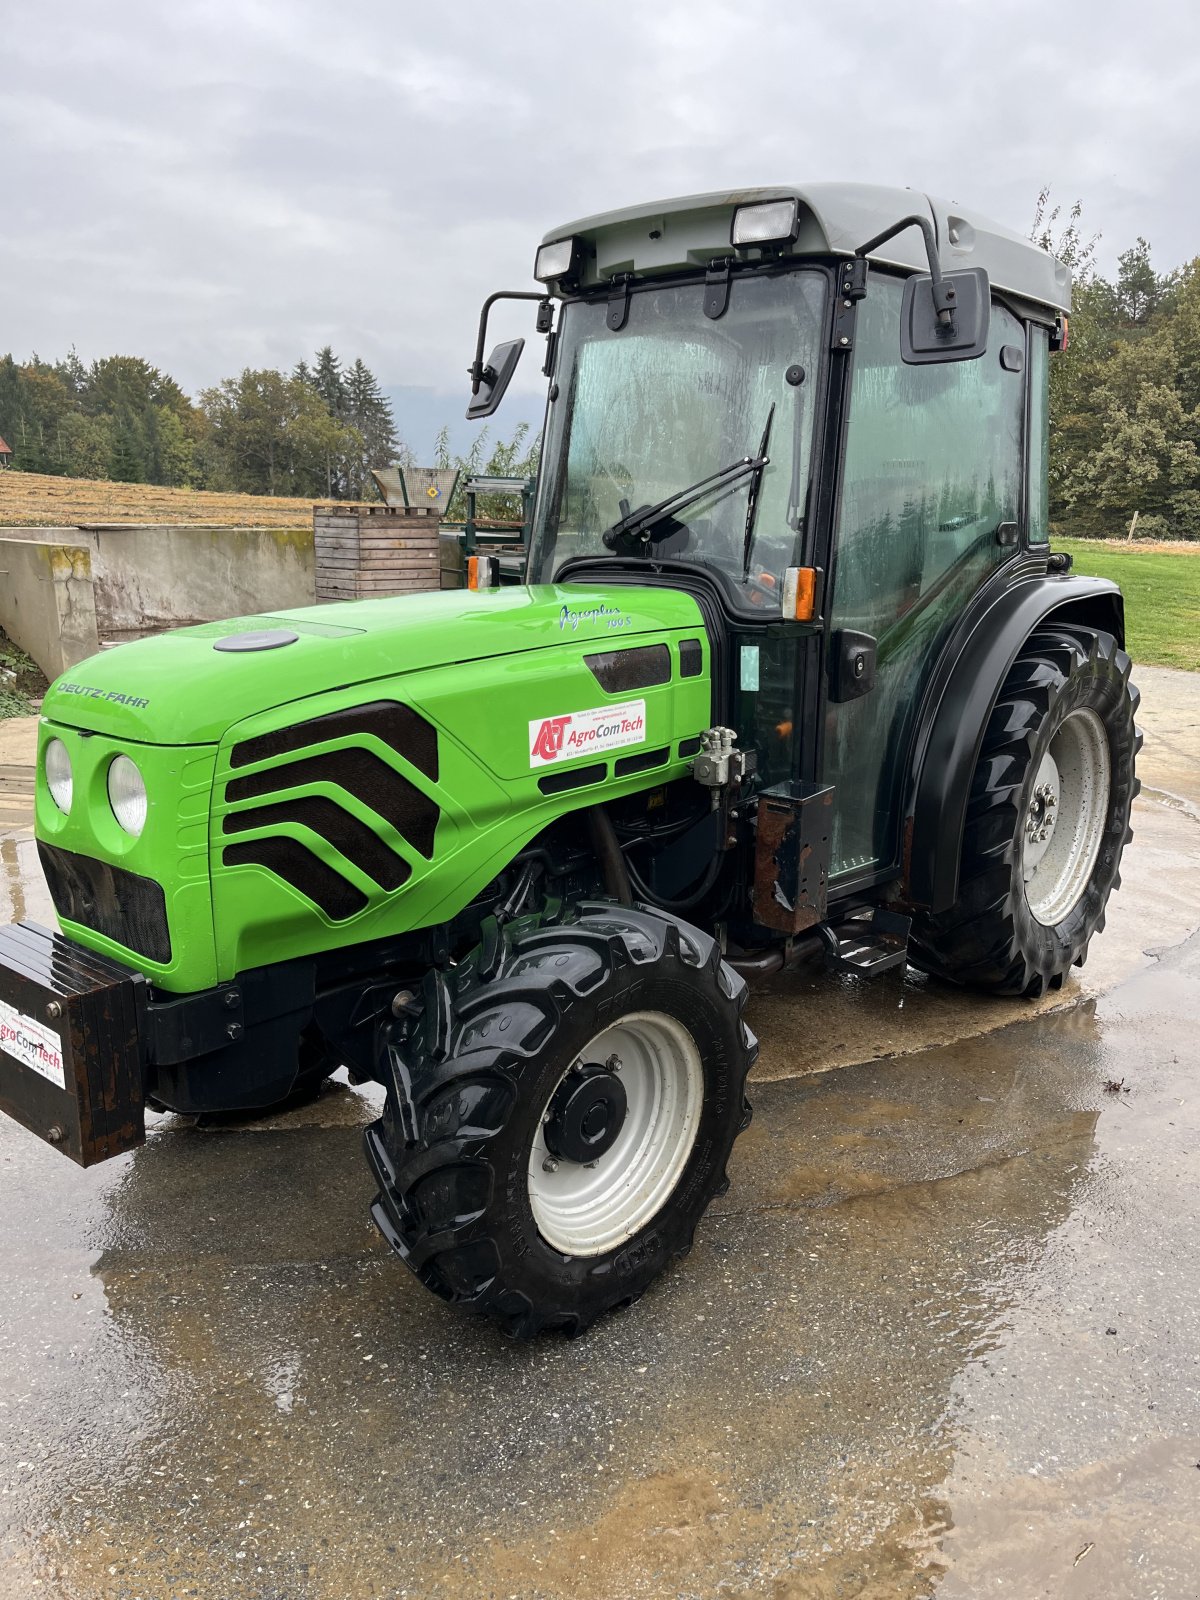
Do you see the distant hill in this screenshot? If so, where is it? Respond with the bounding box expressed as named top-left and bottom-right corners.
top-left (384, 385), bottom-right (546, 466)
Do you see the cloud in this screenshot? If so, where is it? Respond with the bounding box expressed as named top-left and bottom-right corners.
top-left (3, 0), bottom-right (1198, 414)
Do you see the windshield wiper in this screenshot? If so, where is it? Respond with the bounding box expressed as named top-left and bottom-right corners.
top-left (601, 444), bottom-right (770, 552)
top-left (741, 402), bottom-right (775, 573)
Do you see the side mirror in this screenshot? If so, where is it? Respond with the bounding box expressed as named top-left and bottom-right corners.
top-left (467, 338), bottom-right (524, 419)
top-left (900, 268), bottom-right (990, 364)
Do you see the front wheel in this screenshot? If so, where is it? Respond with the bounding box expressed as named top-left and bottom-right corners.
top-left (365, 904), bottom-right (756, 1337)
top-left (910, 625), bottom-right (1140, 997)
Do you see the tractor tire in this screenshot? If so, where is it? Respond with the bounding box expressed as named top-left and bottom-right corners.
top-left (910, 625), bottom-right (1140, 997)
top-left (364, 903), bottom-right (757, 1337)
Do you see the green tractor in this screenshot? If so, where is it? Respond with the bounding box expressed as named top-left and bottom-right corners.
top-left (0, 184), bottom-right (1139, 1337)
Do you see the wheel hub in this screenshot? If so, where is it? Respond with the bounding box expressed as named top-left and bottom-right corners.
top-left (528, 1011), bottom-right (705, 1258)
top-left (1021, 708), bottom-right (1112, 927)
top-left (1026, 775), bottom-right (1060, 848)
top-left (543, 1063), bottom-right (628, 1164)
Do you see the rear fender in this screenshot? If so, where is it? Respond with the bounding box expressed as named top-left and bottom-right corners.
top-left (904, 574), bottom-right (1124, 913)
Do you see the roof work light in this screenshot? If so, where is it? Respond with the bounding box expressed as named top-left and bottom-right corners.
top-left (534, 238), bottom-right (579, 282)
top-left (731, 199), bottom-right (799, 249)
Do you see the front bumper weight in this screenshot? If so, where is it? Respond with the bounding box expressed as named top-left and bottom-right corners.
top-left (0, 921), bottom-right (146, 1166)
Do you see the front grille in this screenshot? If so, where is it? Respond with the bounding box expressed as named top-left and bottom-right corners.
top-left (221, 698), bottom-right (442, 921)
top-left (38, 842), bottom-right (172, 964)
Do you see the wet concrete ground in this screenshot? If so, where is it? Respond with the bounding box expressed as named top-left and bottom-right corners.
top-left (1, 667), bottom-right (1198, 1599)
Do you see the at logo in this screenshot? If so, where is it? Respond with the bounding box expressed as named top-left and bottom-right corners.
top-left (531, 715), bottom-right (571, 762)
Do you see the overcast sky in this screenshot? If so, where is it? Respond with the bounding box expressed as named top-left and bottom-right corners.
top-left (5, 0), bottom-right (1199, 404)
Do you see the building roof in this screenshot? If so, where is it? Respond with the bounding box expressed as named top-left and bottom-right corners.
top-left (542, 182), bottom-right (1071, 313)
top-left (0, 437), bottom-right (11, 455)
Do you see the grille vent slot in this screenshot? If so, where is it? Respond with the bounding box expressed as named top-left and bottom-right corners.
top-left (538, 763), bottom-right (607, 796)
top-left (614, 745), bottom-right (669, 778)
top-left (679, 639), bottom-right (704, 678)
top-left (230, 700), bottom-right (439, 782)
top-left (585, 644), bottom-right (671, 693)
top-left (227, 748), bottom-right (438, 858)
top-left (222, 838), bottom-right (368, 921)
top-left (223, 797), bottom-right (412, 892)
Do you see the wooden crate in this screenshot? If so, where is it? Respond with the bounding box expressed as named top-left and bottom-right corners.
top-left (313, 504), bottom-right (443, 601)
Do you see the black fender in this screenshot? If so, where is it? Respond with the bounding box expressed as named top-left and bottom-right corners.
top-left (904, 572), bottom-right (1125, 913)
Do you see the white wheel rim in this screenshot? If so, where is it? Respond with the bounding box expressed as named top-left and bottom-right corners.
top-left (527, 1011), bottom-right (704, 1258)
top-left (1022, 706), bottom-right (1111, 927)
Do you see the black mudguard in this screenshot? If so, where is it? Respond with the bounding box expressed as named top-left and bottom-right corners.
top-left (904, 573), bottom-right (1125, 913)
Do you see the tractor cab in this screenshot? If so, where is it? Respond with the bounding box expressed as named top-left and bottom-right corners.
top-left (471, 184), bottom-right (1079, 891)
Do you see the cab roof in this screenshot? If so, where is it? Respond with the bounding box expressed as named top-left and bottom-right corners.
top-left (542, 182), bottom-right (1071, 313)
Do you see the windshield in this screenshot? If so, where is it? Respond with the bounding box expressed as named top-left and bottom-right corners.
top-left (530, 270), bottom-right (828, 604)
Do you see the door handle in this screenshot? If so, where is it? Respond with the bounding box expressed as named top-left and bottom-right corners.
top-left (829, 630), bottom-right (876, 702)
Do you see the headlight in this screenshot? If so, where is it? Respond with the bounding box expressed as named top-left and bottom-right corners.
top-left (731, 198), bottom-right (799, 248)
top-left (44, 738), bottom-right (73, 814)
top-left (534, 237), bottom-right (578, 282)
top-left (107, 755), bottom-right (148, 837)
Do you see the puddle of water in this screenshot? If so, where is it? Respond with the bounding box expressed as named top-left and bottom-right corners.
top-left (0, 832), bottom-right (56, 927)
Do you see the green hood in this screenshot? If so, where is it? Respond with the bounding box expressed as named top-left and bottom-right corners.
top-left (42, 583), bottom-right (704, 745)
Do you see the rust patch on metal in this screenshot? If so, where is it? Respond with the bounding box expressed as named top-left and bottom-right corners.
top-left (752, 783), bottom-right (834, 935)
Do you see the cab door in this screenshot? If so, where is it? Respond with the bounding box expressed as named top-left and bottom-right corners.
top-left (821, 273), bottom-right (1028, 883)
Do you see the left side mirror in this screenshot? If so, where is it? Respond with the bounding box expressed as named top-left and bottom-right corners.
top-left (467, 338), bottom-right (524, 419)
top-left (900, 268), bottom-right (990, 364)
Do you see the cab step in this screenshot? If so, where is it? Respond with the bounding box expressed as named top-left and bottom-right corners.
top-left (819, 907), bottom-right (911, 978)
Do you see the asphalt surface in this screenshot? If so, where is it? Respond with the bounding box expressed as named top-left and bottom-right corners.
top-left (1, 666), bottom-right (1198, 1600)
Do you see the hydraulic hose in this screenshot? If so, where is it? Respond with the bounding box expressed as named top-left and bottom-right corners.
top-left (624, 845), bottom-right (724, 915)
top-left (587, 805), bottom-right (634, 907)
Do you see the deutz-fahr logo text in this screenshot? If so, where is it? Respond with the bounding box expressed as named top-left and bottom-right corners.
top-left (529, 700), bottom-right (647, 767)
top-left (58, 682), bottom-right (150, 710)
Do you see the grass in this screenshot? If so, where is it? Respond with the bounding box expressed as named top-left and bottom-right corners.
top-left (1055, 539), bottom-right (1200, 671)
top-left (0, 626), bottom-right (47, 719)
top-left (0, 469), bottom-right (324, 528)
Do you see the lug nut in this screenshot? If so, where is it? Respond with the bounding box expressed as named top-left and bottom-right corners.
top-left (606, 1053), bottom-right (623, 1073)
top-left (542, 1157), bottom-right (559, 1174)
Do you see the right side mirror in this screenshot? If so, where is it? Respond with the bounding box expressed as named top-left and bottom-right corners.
top-left (467, 338), bottom-right (525, 419)
top-left (900, 268), bottom-right (990, 364)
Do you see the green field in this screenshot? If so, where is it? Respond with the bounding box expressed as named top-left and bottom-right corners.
top-left (1056, 539), bottom-right (1200, 671)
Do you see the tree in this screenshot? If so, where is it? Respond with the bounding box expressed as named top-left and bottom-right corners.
top-left (1114, 237), bottom-right (1173, 328)
top-left (343, 357), bottom-right (400, 497)
top-left (199, 368), bottom-right (362, 497)
top-left (313, 347), bottom-right (344, 415)
top-left (1031, 187), bottom-right (1099, 282)
top-left (83, 355), bottom-right (191, 421)
top-left (58, 412), bottom-right (113, 478)
top-left (150, 406), bottom-right (195, 487)
top-left (109, 409), bottom-right (144, 483)
top-left (434, 421), bottom-right (541, 521)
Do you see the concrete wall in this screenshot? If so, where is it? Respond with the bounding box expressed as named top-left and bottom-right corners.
top-left (0, 538), bottom-right (100, 677)
top-left (0, 521), bottom-right (470, 682)
top-left (0, 524), bottom-right (315, 677)
top-left (87, 524), bottom-right (314, 641)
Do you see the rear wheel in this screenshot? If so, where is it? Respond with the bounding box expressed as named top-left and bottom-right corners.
top-left (910, 625), bottom-right (1140, 996)
top-left (365, 903), bottom-right (756, 1337)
